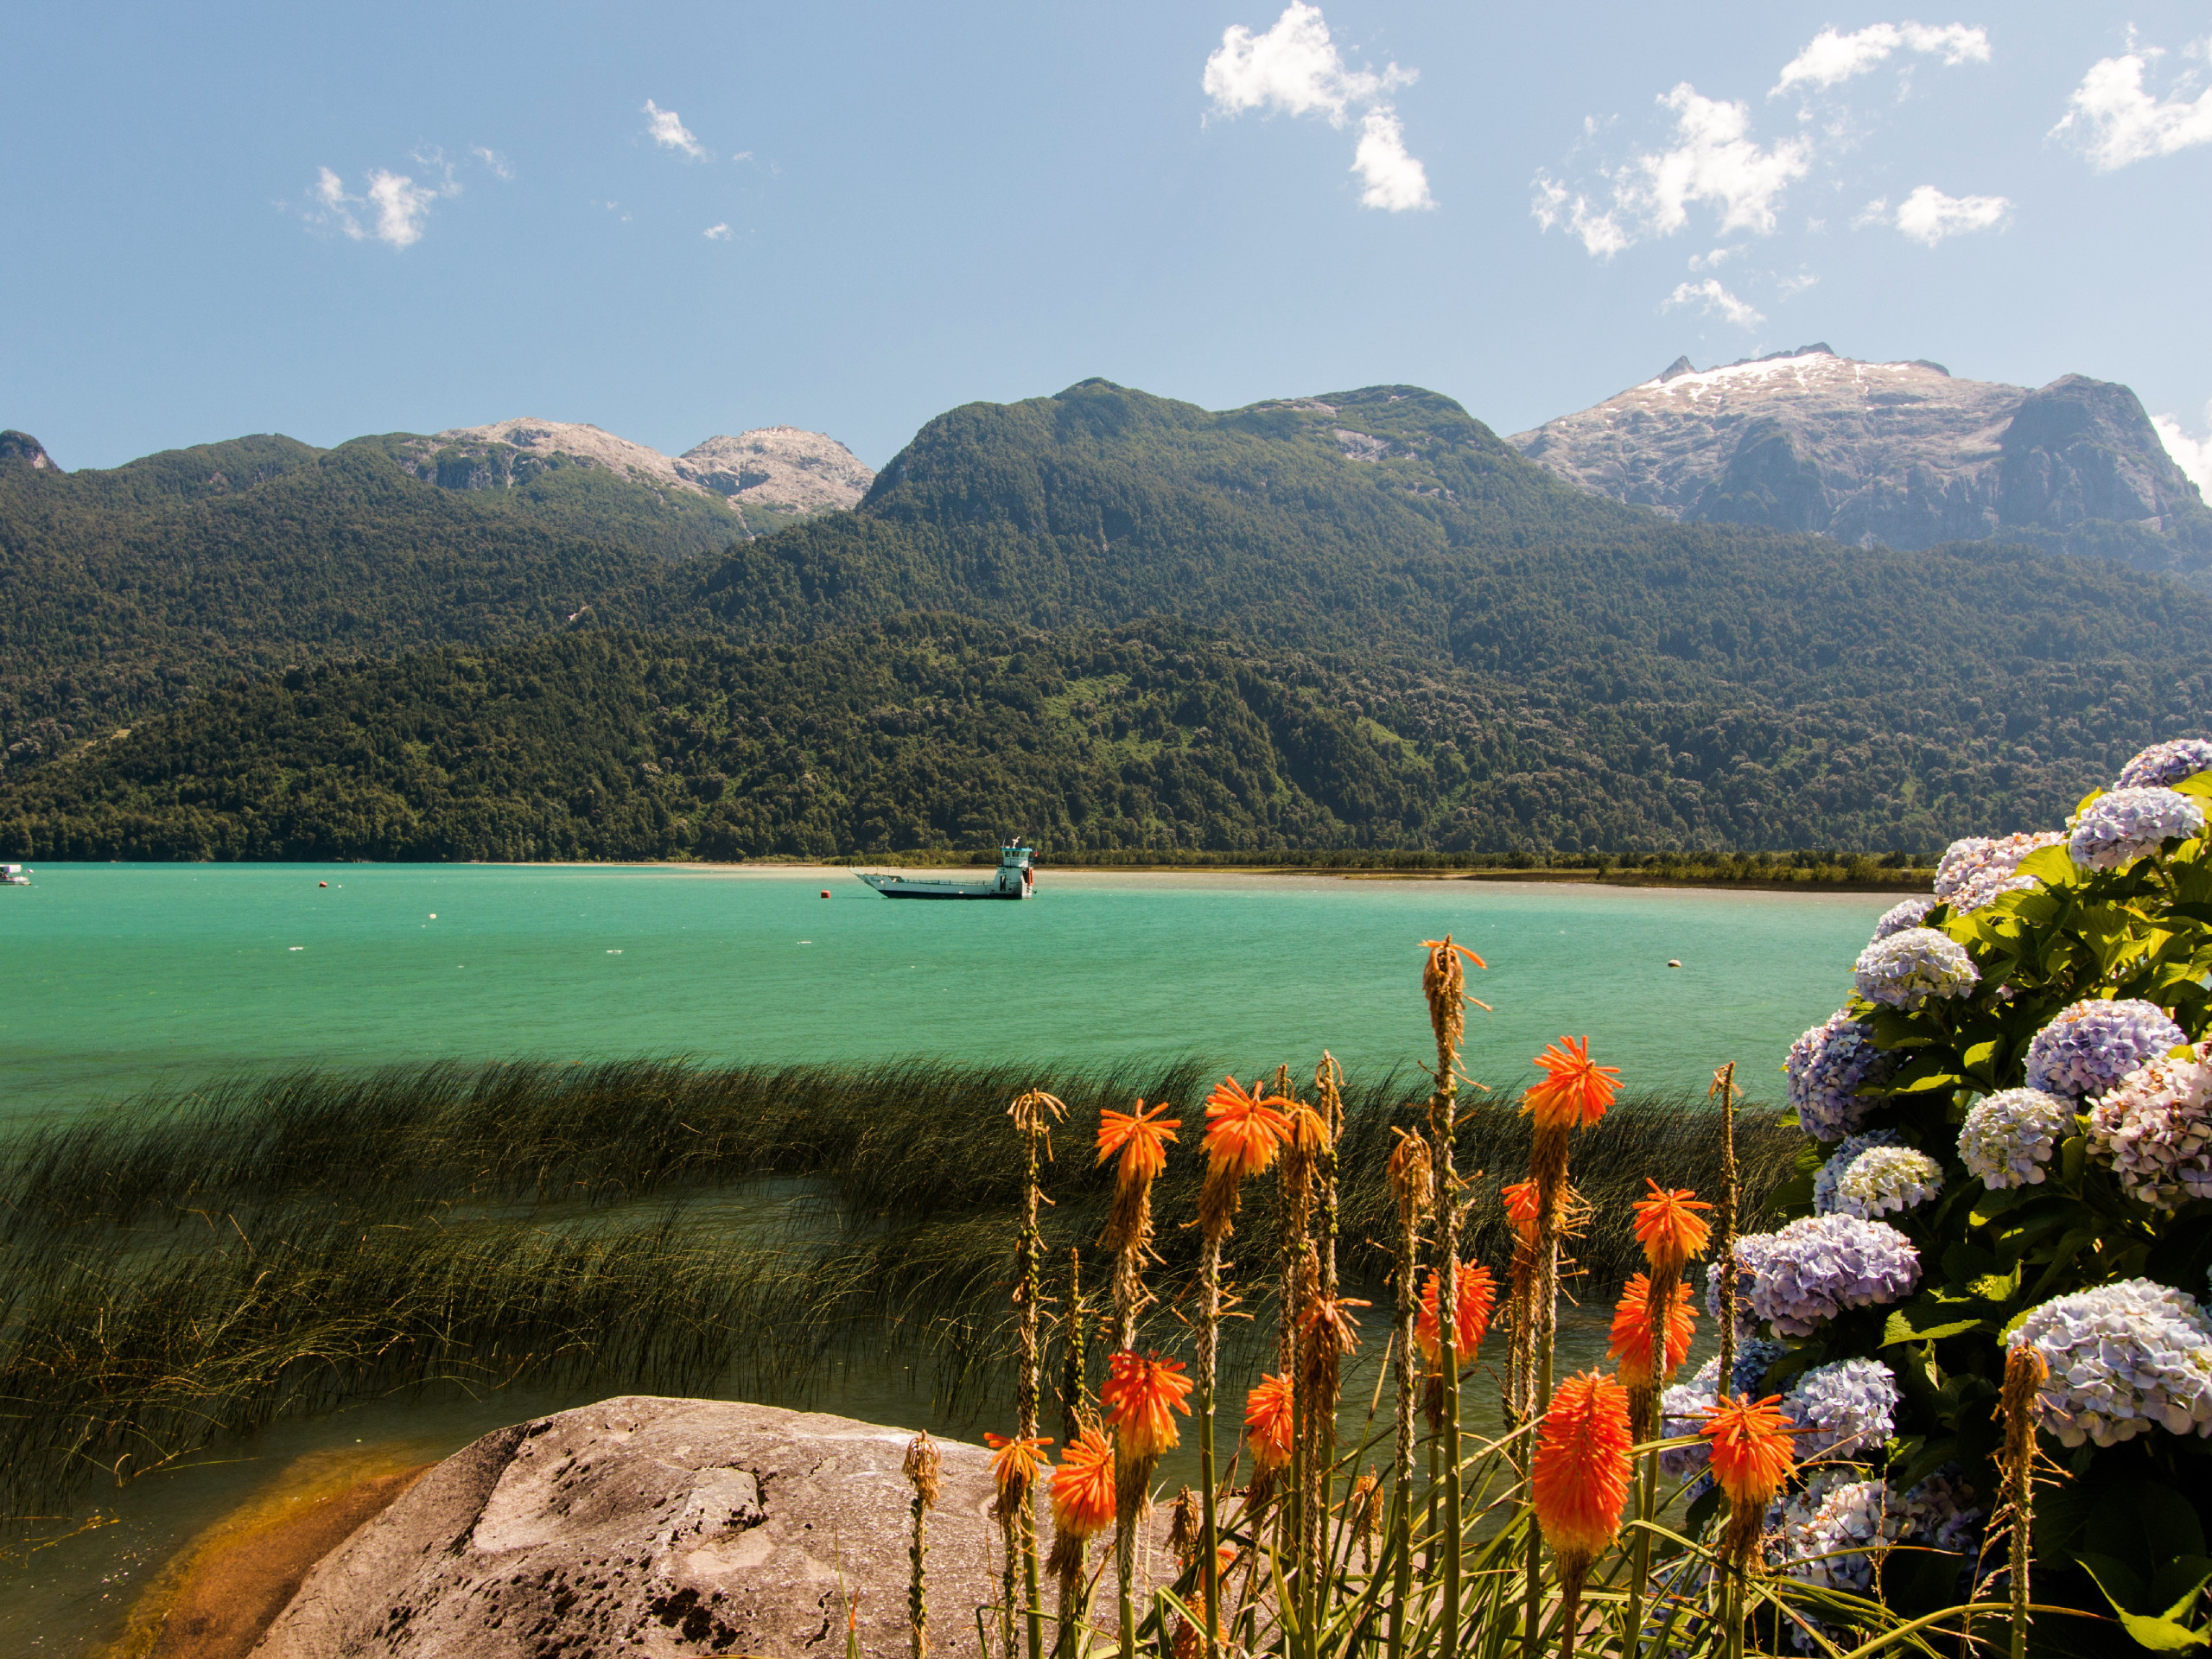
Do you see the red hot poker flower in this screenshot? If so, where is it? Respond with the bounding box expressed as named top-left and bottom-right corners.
top-left (1605, 1274), bottom-right (1696, 1389)
top-left (1102, 1351), bottom-right (1193, 1465)
top-left (1202, 1076), bottom-right (1293, 1181)
top-left (1701, 1394), bottom-right (1797, 1508)
top-left (1049, 1426), bottom-right (1116, 1539)
top-left (1531, 1370), bottom-right (1634, 1567)
top-left (1632, 1179), bottom-right (1713, 1274)
top-left (1522, 1036), bottom-right (1621, 1133)
top-left (1243, 1373), bottom-right (1294, 1473)
top-left (1414, 1261), bottom-right (1498, 1366)
top-left (1096, 1099), bottom-right (1180, 1188)
top-left (1501, 1179), bottom-right (1541, 1243)
top-left (984, 1433), bottom-right (1053, 1501)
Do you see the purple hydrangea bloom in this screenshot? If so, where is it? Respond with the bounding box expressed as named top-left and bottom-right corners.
top-left (1786, 1012), bottom-right (1900, 1141)
top-left (2069, 787), bottom-right (2206, 872)
top-left (1872, 897), bottom-right (1936, 941)
top-left (2118, 739), bottom-right (2212, 790)
top-left (1853, 927), bottom-right (1980, 1009)
top-left (1813, 1130), bottom-right (1902, 1214)
top-left (1933, 831), bottom-right (2066, 914)
top-left (1739, 1215), bottom-right (1922, 1338)
top-left (1897, 1471), bottom-right (1984, 1559)
top-left (2016, 1279), bottom-right (2212, 1446)
top-left (2087, 1041), bottom-right (2212, 1210)
top-left (1834, 1147), bottom-right (1945, 1220)
top-left (1958, 1089), bottom-right (2073, 1189)
top-left (1784, 1357), bottom-right (1901, 1461)
top-left (2024, 999), bottom-right (2187, 1102)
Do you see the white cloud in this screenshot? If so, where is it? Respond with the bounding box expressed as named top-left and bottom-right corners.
top-left (306, 163), bottom-right (456, 248)
top-left (1203, 4), bottom-right (1431, 212)
top-left (2154, 408), bottom-right (2212, 499)
top-left (703, 222), bottom-right (732, 240)
top-left (2052, 41), bottom-right (2212, 169)
top-left (1623, 85), bottom-right (1811, 238)
top-left (1351, 107), bottom-right (1433, 211)
top-left (1687, 245), bottom-right (1744, 270)
top-left (1777, 271), bottom-right (1820, 296)
top-left (1531, 176), bottom-right (1630, 257)
top-left (1201, 2), bottom-right (1408, 125)
top-left (643, 99), bottom-right (708, 159)
top-left (472, 146), bottom-right (513, 181)
top-left (1851, 196), bottom-right (1891, 229)
top-left (1663, 278), bottom-right (1765, 329)
top-left (1534, 86), bottom-right (1811, 257)
top-left (1892, 183), bottom-right (2011, 245)
top-left (1771, 22), bottom-right (1992, 96)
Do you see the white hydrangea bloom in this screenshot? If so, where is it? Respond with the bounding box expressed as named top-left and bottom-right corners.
top-left (1958, 1089), bottom-right (2073, 1189)
top-left (2087, 1041), bottom-right (2212, 1209)
top-left (1834, 1146), bottom-right (1944, 1220)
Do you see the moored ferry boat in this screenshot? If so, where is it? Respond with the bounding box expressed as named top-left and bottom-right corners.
top-left (857, 842), bottom-right (1037, 899)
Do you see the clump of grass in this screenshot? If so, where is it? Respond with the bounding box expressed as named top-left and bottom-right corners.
top-left (0, 1057), bottom-right (1802, 1525)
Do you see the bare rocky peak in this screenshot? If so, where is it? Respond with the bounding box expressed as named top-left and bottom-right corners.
top-left (1, 429), bottom-right (57, 470)
top-left (1510, 346), bottom-right (2207, 559)
top-left (398, 417), bottom-right (873, 518)
top-left (677, 426), bottom-right (874, 515)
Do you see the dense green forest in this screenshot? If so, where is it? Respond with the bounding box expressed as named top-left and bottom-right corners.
top-left (0, 619), bottom-right (2194, 861)
top-left (6, 380), bottom-right (2211, 856)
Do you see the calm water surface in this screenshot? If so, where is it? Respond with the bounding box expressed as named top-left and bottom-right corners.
top-left (0, 863), bottom-right (1893, 1119)
top-left (1, 863), bottom-right (1884, 1651)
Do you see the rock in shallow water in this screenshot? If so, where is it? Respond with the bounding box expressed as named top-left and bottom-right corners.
top-left (253, 1397), bottom-right (1006, 1658)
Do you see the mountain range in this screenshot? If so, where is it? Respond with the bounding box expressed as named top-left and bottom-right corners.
top-left (4, 368), bottom-right (2209, 860)
top-left (1511, 346), bottom-right (2210, 576)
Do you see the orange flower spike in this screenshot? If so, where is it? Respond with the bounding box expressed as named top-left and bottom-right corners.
top-left (1300, 1294), bottom-right (1370, 1354)
top-left (1420, 938), bottom-right (1489, 971)
top-left (1048, 1425), bottom-right (1117, 1538)
top-left (1522, 1035), bottom-right (1621, 1133)
top-left (983, 1432), bottom-right (1053, 1501)
top-left (1605, 1274), bottom-right (1697, 1389)
top-left (1101, 1351), bottom-right (1194, 1464)
top-left (1243, 1374), bottom-right (1294, 1473)
top-left (1414, 1262), bottom-right (1499, 1364)
top-left (1700, 1394), bottom-right (1798, 1508)
top-left (1632, 1179), bottom-right (1713, 1274)
top-left (1531, 1370), bottom-right (1635, 1564)
top-left (1201, 1076), bottom-right (1293, 1180)
top-left (1501, 1179), bottom-right (1541, 1243)
top-left (1096, 1100), bottom-right (1180, 1188)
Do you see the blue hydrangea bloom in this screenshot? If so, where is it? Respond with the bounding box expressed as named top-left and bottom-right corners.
top-left (1834, 1146), bottom-right (1944, 1219)
top-left (1739, 1215), bottom-right (1922, 1337)
top-left (2016, 1279), bottom-right (2212, 1446)
top-left (1784, 1357), bottom-right (1901, 1460)
top-left (2023, 998), bottom-right (2187, 1101)
top-left (1897, 1470), bottom-right (1985, 1559)
top-left (1786, 1012), bottom-right (1899, 1141)
top-left (2069, 787), bottom-right (2207, 871)
top-left (1958, 1089), bottom-right (2073, 1189)
top-left (1933, 831), bottom-right (2067, 913)
top-left (1872, 897), bottom-right (1936, 941)
top-left (2118, 739), bottom-right (2212, 790)
top-left (1771, 1471), bottom-right (1896, 1597)
top-left (1813, 1130), bottom-right (1902, 1213)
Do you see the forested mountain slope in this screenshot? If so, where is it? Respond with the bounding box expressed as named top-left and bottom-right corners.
top-left (2, 609), bottom-right (2200, 862)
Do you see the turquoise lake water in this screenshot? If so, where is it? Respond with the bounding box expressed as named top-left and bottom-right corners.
top-left (0, 863), bottom-right (1891, 1649)
top-left (0, 863), bottom-right (1897, 1121)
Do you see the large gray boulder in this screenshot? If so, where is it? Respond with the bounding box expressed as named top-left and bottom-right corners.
top-left (253, 1397), bottom-right (1023, 1658)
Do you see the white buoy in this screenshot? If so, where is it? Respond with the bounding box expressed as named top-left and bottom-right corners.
top-left (1667, 959), bottom-right (1682, 969)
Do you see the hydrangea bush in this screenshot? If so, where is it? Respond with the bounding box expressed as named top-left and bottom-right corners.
top-left (1752, 739), bottom-right (2212, 1648)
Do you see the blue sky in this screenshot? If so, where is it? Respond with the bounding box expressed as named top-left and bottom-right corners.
top-left (4, 3), bottom-right (2209, 486)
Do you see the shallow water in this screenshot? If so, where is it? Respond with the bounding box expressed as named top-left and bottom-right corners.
top-left (0, 863), bottom-right (1894, 1121)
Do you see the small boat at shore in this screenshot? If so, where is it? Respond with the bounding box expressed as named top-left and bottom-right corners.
top-left (856, 842), bottom-right (1037, 900)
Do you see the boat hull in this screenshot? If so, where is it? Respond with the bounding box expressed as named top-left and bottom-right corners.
top-left (856, 870), bottom-right (1033, 899)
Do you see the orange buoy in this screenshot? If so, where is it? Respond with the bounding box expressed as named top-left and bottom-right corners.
top-left (319, 880), bottom-right (328, 887)
top-left (820, 890), bottom-right (831, 899)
